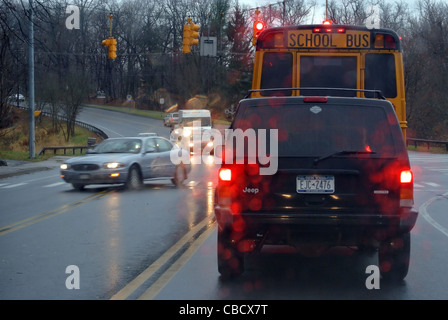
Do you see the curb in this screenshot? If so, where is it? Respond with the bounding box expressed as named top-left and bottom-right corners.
top-left (0, 156), bottom-right (71, 180)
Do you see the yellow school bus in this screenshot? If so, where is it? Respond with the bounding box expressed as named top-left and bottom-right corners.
top-left (250, 22), bottom-right (407, 138)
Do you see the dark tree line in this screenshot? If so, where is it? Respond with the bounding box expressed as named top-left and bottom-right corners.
top-left (1, 0), bottom-right (448, 140)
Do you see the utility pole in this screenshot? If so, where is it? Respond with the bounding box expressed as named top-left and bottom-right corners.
top-left (28, 0), bottom-right (35, 159)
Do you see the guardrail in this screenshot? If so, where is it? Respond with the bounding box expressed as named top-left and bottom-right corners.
top-left (407, 138), bottom-right (448, 152)
top-left (38, 137), bottom-right (97, 156)
top-left (38, 146), bottom-right (89, 155)
top-left (14, 104), bottom-right (109, 140)
top-left (13, 104), bottom-right (109, 156)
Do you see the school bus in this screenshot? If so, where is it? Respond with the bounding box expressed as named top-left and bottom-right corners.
top-left (250, 22), bottom-right (407, 138)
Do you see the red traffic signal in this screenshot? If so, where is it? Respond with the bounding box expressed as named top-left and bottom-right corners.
top-left (254, 21), bottom-right (265, 31)
top-left (252, 20), bottom-right (266, 46)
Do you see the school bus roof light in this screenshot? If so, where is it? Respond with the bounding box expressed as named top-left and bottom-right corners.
top-left (323, 20), bottom-right (331, 25)
top-left (374, 34), bottom-right (384, 48)
top-left (314, 27), bottom-right (345, 33)
top-left (385, 34), bottom-right (396, 49)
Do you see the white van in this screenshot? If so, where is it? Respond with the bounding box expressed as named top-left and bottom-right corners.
top-left (170, 109), bottom-right (213, 153)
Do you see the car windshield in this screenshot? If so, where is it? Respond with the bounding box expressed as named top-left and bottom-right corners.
top-left (232, 102), bottom-right (397, 157)
top-left (93, 139), bottom-right (142, 154)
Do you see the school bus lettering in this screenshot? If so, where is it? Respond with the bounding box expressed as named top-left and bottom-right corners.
top-left (289, 33), bottom-right (337, 48)
top-left (288, 31), bottom-right (370, 49)
top-left (346, 34), bottom-right (369, 48)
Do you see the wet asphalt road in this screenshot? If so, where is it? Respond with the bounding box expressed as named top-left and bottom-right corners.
top-left (1, 106), bottom-right (448, 301)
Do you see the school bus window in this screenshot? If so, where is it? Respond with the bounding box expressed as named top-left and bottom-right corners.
top-left (365, 54), bottom-right (397, 98)
top-left (260, 52), bottom-right (292, 96)
top-left (300, 56), bottom-right (357, 97)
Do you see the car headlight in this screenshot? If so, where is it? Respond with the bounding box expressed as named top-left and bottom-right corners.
top-left (60, 164), bottom-right (69, 170)
top-left (104, 162), bottom-right (125, 169)
top-left (183, 128), bottom-right (192, 137)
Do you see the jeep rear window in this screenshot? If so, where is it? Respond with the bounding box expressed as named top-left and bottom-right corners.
top-left (233, 103), bottom-right (396, 157)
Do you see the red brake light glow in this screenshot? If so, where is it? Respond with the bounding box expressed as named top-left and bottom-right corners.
top-left (400, 170), bottom-right (413, 184)
top-left (219, 168), bottom-right (231, 181)
top-left (303, 97), bottom-right (328, 103)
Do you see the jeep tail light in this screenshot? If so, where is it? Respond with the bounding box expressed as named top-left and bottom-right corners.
top-left (219, 168), bottom-right (231, 181)
top-left (400, 170), bottom-right (412, 184)
top-left (400, 169), bottom-right (413, 207)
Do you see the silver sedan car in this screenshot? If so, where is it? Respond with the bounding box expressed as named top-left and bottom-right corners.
top-left (60, 135), bottom-right (190, 190)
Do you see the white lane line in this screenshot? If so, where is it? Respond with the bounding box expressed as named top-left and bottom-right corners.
top-left (419, 191), bottom-right (448, 238)
top-left (1, 182), bottom-right (27, 189)
top-left (425, 182), bottom-right (441, 188)
top-left (43, 182), bottom-right (66, 188)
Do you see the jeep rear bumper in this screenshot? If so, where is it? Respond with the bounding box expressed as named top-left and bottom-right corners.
top-left (214, 205), bottom-right (418, 242)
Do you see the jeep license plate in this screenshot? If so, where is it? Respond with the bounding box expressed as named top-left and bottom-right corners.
top-left (296, 175), bottom-right (334, 194)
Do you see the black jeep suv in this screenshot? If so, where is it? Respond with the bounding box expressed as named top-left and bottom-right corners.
top-left (214, 95), bottom-right (418, 280)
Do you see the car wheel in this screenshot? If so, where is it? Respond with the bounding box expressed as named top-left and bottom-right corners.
top-left (172, 164), bottom-right (187, 187)
top-left (125, 165), bottom-right (142, 190)
top-left (217, 228), bottom-right (244, 279)
top-left (72, 183), bottom-right (85, 191)
top-left (378, 231), bottom-right (410, 281)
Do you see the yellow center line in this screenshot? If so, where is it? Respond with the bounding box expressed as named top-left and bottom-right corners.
top-left (0, 190), bottom-right (110, 236)
top-left (137, 221), bottom-right (216, 300)
top-left (110, 216), bottom-right (216, 300)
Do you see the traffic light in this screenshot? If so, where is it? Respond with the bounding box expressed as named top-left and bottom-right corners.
top-left (252, 20), bottom-right (266, 46)
top-left (102, 37), bottom-right (117, 60)
top-left (182, 23), bottom-right (192, 53)
top-left (182, 18), bottom-right (200, 54)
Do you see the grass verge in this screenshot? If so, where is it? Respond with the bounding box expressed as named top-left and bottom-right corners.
top-left (0, 108), bottom-right (101, 162)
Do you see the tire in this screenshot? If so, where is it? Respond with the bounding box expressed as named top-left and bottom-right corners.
top-left (125, 165), bottom-right (142, 190)
top-left (378, 232), bottom-right (411, 281)
top-left (72, 183), bottom-right (85, 191)
top-left (217, 228), bottom-right (244, 279)
top-left (172, 164), bottom-right (187, 187)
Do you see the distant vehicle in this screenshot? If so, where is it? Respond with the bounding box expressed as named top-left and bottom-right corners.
top-left (7, 94), bottom-right (25, 103)
top-left (170, 109), bottom-right (213, 153)
top-left (164, 112), bottom-right (179, 126)
top-left (60, 136), bottom-right (190, 190)
top-left (214, 94), bottom-right (417, 281)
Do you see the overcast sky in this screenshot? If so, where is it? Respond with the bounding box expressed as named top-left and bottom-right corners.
top-left (239, 0), bottom-right (327, 24)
